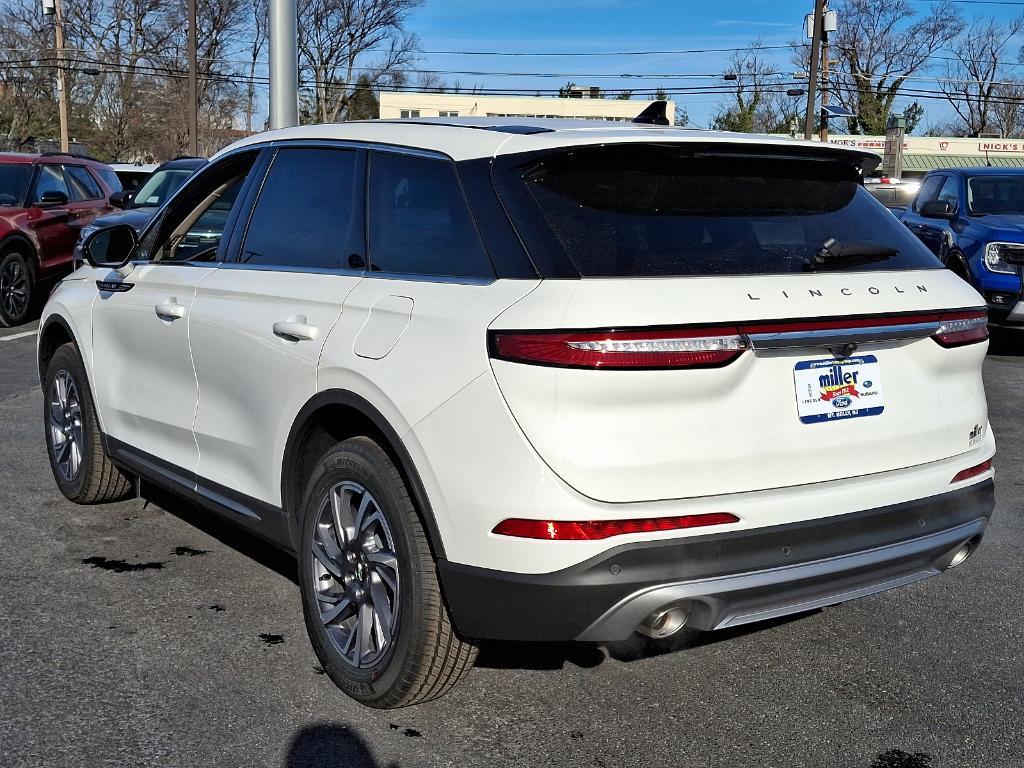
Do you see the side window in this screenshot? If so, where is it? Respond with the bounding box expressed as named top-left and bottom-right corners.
top-left (912, 175), bottom-right (944, 212)
top-left (935, 176), bottom-right (960, 209)
top-left (65, 165), bottom-right (103, 201)
top-left (367, 151), bottom-right (494, 278)
top-left (95, 168), bottom-right (122, 193)
top-left (238, 148), bottom-right (357, 270)
top-left (136, 152), bottom-right (257, 264)
top-left (32, 165), bottom-right (69, 202)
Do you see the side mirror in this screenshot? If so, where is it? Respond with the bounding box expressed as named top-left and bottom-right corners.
top-left (108, 190), bottom-right (132, 209)
top-left (38, 190), bottom-right (69, 207)
top-left (920, 199), bottom-right (957, 220)
top-left (82, 224), bottom-right (137, 269)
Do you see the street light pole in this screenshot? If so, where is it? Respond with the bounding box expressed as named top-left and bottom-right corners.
top-left (53, 0), bottom-right (69, 152)
top-left (803, 0), bottom-right (825, 140)
top-left (269, 0), bottom-right (298, 129)
top-left (187, 0), bottom-right (199, 155)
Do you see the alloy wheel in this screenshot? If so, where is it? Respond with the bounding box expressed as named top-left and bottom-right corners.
top-left (311, 481), bottom-right (400, 668)
top-left (48, 370), bottom-right (84, 481)
top-left (0, 257), bottom-right (28, 321)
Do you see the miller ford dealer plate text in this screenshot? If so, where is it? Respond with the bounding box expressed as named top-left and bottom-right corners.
top-left (794, 356), bottom-right (884, 424)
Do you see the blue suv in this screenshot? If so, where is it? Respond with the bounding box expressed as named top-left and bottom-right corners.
top-left (902, 167), bottom-right (1024, 327)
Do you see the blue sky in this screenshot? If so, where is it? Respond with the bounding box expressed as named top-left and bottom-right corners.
top-left (402, 0), bottom-right (1024, 133)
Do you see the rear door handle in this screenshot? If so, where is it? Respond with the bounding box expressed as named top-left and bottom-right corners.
top-left (155, 300), bottom-right (186, 321)
top-left (273, 318), bottom-right (318, 342)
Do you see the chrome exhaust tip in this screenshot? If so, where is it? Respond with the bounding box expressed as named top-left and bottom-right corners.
top-left (947, 542), bottom-right (974, 569)
top-left (637, 606), bottom-right (688, 639)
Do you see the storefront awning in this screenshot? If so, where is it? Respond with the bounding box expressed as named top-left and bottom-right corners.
top-left (903, 154), bottom-right (1024, 171)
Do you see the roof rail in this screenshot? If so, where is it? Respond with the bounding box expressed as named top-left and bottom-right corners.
top-left (39, 150), bottom-right (97, 161)
top-left (632, 101), bottom-right (670, 126)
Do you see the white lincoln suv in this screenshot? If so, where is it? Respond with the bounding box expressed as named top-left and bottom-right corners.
top-left (39, 108), bottom-right (996, 708)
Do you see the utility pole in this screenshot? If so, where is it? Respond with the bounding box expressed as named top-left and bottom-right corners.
top-left (269, 0), bottom-right (299, 129)
top-left (53, 0), bottom-right (69, 152)
top-left (819, 27), bottom-right (830, 143)
top-left (187, 0), bottom-right (199, 155)
top-left (803, 0), bottom-right (825, 140)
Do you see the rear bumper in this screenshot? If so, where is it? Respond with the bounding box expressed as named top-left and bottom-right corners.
top-left (438, 480), bottom-right (994, 641)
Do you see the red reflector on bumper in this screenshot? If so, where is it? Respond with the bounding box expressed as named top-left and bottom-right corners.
top-left (491, 513), bottom-right (740, 540)
top-left (951, 459), bottom-right (992, 484)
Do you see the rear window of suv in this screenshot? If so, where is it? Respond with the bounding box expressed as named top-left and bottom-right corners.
top-left (496, 143), bottom-right (941, 277)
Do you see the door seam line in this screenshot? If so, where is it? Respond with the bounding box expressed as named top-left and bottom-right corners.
top-left (188, 267), bottom-right (220, 491)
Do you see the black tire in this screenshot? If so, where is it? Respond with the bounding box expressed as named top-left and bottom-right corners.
top-left (0, 247), bottom-right (34, 327)
top-left (43, 343), bottom-right (134, 504)
top-left (298, 436), bottom-right (477, 708)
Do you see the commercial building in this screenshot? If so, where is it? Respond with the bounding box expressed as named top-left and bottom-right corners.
top-left (378, 91), bottom-right (676, 123)
top-left (827, 135), bottom-right (1024, 176)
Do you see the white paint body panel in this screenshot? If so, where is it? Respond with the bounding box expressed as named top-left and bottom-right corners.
top-left (489, 270), bottom-right (989, 502)
top-left (90, 264), bottom-right (214, 473)
top-left (189, 267), bottom-right (359, 504)
top-left (353, 294), bottom-right (414, 360)
top-left (413, 369), bottom-right (994, 573)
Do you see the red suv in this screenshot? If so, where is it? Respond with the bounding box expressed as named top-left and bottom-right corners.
top-left (0, 152), bottom-right (120, 326)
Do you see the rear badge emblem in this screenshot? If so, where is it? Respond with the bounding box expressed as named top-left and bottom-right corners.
top-left (969, 424), bottom-right (984, 447)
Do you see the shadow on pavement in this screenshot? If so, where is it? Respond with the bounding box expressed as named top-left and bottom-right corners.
top-left (284, 723), bottom-right (397, 768)
top-left (988, 327), bottom-right (1024, 356)
top-left (142, 486), bottom-right (815, 674)
top-left (476, 611), bottom-right (815, 670)
top-left (143, 485), bottom-right (298, 585)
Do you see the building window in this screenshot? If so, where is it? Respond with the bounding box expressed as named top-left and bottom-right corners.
top-left (399, 110), bottom-right (420, 119)
top-left (439, 111), bottom-right (459, 117)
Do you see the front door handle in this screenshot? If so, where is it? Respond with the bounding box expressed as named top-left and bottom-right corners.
top-left (273, 317), bottom-right (318, 342)
top-left (155, 299), bottom-right (186, 321)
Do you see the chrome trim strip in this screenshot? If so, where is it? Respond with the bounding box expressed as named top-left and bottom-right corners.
top-left (264, 138), bottom-right (454, 162)
top-left (577, 518), bottom-right (986, 641)
top-left (745, 321), bottom-right (941, 350)
top-left (214, 262), bottom-right (494, 284)
top-left (215, 262), bottom-right (362, 276)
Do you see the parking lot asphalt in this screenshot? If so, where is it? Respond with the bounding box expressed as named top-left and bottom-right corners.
top-left (1, 326), bottom-right (1022, 768)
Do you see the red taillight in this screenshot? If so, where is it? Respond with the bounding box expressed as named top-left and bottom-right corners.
top-left (490, 309), bottom-right (988, 369)
top-left (490, 328), bottom-right (747, 369)
top-left (932, 310), bottom-right (989, 347)
top-left (491, 513), bottom-right (740, 540)
top-left (951, 459), bottom-right (992, 484)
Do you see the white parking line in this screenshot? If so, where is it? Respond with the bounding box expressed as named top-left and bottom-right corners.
top-left (0, 330), bottom-right (38, 342)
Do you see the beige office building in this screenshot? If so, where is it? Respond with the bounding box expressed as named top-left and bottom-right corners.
top-left (379, 91), bottom-right (676, 123)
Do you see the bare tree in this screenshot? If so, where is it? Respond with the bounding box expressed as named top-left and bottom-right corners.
top-left (823, 0), bottom-right (963, 134)
top-left (940, 15), bottom-right (1024, 136)
top-left (415, 71), bottom-right (444, 93)
top-left (705, 37), bottom-right (822, 134)
top-left (1, 0), bottom-right (249, 159)
top-left (297, 0), bottom-right (421, 123)
top-left (712, 40), bottom-right (777, 132)
top-left (245, 0), bottom-right (268, 133)
top-left (989, 79), bottom-right (1024, 138)
top-left (63, 0), bottom-right (179, 160)
top-left (0, 0), bottom-right (59, 149)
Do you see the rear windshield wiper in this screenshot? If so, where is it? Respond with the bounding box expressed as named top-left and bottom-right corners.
top-left (805, 238), bottom-right (898, 271)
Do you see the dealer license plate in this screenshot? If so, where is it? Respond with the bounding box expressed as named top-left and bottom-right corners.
top-left (794, 356), bottom-right (885, 424)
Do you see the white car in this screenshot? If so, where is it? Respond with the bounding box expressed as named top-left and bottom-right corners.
top-left (38, 109), bottom-right (996, 708)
